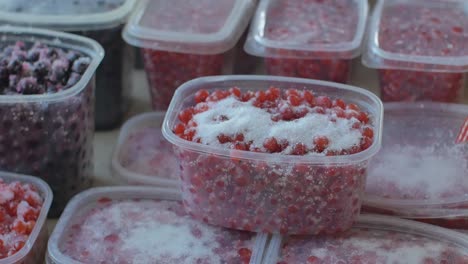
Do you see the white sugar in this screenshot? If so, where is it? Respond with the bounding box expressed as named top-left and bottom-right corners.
top-left (367, 145), bottom-right (468, 199)
top-left (193, 97), bottom-right (362, 153)
top-left (0, 188), bottom-right (14, 204)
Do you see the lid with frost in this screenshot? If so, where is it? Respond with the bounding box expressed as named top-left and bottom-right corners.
top-left (122, 0), bottom-right (256, 54)
top-left (111, 112), bottom-right (180, 188)
top-left (362, 0), bottom-right (468, 72)
top-left (0, 0), bottom-right (137, 31)
top-left (244, 0), bottom-right (369, 59)
top-left (363, 102), bottom-right (468, 219)
top-left (264, 214), bottom-right (468, 264)
top-left (47, 186), bottom-right (268, 264)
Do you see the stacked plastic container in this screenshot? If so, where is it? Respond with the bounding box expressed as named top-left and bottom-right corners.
top-left (0, 26), bottom-right (103, 217)
top-left (111, 112), bottom-right (179, 188)
top-left (245, 0), bottom-right (368, 83)
top-left (0, 171), bottom-right (52, 264)
top-left (0, 0), bottom-right (138, 129)
top-left (123, 0), bottom-right (256, 110)
top-left (47, 186), bottom-right (268, 264)
top-left (263, 215), bottom-right (468, 263)
top-left (363, 0), bottom-right (468, 102)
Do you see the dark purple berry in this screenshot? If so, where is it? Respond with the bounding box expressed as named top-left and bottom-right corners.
top-left (7, 58), bottom-right (22, 74)
top-left (16, 77), bottom-right (38, 94)
top-left (27, 50), bottom-right (40, 62)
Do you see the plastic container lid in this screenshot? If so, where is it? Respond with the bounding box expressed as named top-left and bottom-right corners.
top-left (0, 0), bottom-right (137, 31)
top-left (47, 186), bottom-right (268, 264)
top-left (122, 0), bottom-right (256, 54)
top-left (244, 0), bottom-right (369, 59)
top-left (0, 25), bottom-right (104, 103)
top-left (363, 102), bottom-right (468, 219)
top-left (362, 0), bottom-right (468, 72)
top-left (111, 112), bottom-right (179, 188)
top-left (0, 171), bottom-right (53, 264)
top-left (264, 214), bottom-right (468, 264)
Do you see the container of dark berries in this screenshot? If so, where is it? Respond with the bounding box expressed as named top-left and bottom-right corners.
top-left (162, 75), bottom-right (383, 235)
top-left (0, 25), bottom-right (104, 217)
top-left (362, 0), bottom-right (468, 103)
top-left (244, 0), bottom-right (368, 84)
top-left (111, 112), bottom-right (180, 188)
top-left (0, 0), bottom-right (137, 130)
top-left (0, 170), bottom-right (52, 264)
top-left (263, 214), bottom-right (468, 263)
top-left (362, 102), bottom-right (468, 229)
top-left (47, 186), bottom-right (268, 264)
top-left (123, 0), bottom-right (256, 110)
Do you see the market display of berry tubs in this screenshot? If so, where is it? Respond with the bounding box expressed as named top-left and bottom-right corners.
top-left (47, 186), bottom-right (268, 264)
top-left (111, 112), bottom-right (179, 188)
top-left (162, 75), bottom-right (383, 235)
top-left (362, 0), bottom-right (468, 103)
top-left (363, 102), bottom-right (468, 229)
top-left (244, 0), bottom-right (368, 84)
top-left (263, 214), bottom-right (468, 264)
top-left (0, 26), bottom-right (103, 217)
top-left (0, 171), bottom-right (52, 264)
top-left (123, 0), bottom-right (256, 110)
top-left (0, 0), bottom-right (137, 129)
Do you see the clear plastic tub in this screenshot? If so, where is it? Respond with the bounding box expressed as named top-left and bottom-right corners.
top-left (111, 112), bottom-right (179, 188)
top-left (0, 171), bottom-right (52, 264)
top-left (362, 102), bottom-right (468, 229)
top-left (0, 25), bottom-right (104, 217)
top-left (0, 0), bottom-right (138, 130)
top-left (244, 0), bottom-right (368, 84)
top-left (162, 75), bottom-right (383, 235)
top-left (362, 0), bottom-right (468, 102)
top-left (264, 214), bottom-right (468, 263)
top-left (47, 186), bottom-right (268, 264)
top-left (123, 0), bottom-right (255, 110)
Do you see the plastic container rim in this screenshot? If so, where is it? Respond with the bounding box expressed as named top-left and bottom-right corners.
top-left (122, 0), bottom-right (254, 54)
top-left (244, 0), bottom-right (369, 59)
top-left (0, 0), bottom-right (137, 31)
top-left (162, 75), bottom-right (383, 165)
top-left (264, 214), bottom-right (468, 264)
top-left (111, 112), bottom-right (179, 188)
top-left (0, 25), bottom-right (104, 103)
top-left (362, 0), bottom-right (468, 71)
top-left (47, 186), bottom-right (266, 264)
top-left (0, 171), bottom-right (53, 264)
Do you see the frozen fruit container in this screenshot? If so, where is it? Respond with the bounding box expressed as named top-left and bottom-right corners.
top-left (362, 102), bottom-right (468, 229)
top-left (123, 0), bottom-right (255, 110)
top-left (0, 171), bottom-right (52, 264)
top-left (0, 0), bottom-right (138, 130)
top-left (263, 214), bottom-right (468, 263)
top-left (111, 112), bottom-right (179, 188)
top-left (0, 25), bottom-right (104, 217)
top-left (362, 0), bottom-right (468, 103)
top-left (162, 75), bottom-right (383, 235)
top-left (244, 0), bottom-right (368, 84)
top-left (47, 186), bottom-right (268, 264)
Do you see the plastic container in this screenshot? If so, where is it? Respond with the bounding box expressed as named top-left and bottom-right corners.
top-left (0, 25), bottom-right (103, 217)
top-left (0, 171), bottom-right (52, 264)
top-left (111, 112), bottom-right (179, 188)
top-left (123, 0), bottom-right (255, 110)
top-left (362, 0), bottom-right (468, 102)
top-left (162, 75), bottom-right (383, 235)
top-left (362, 102), bottom-right (468, 229)
top-left (0, 0), bottom-right (138, 130)
top-left (244, 0), bottom-right (368, 84)
top-left (264, 214), bottom-right (468, 263)
top-left (47, 186), bottom-right (268, 264)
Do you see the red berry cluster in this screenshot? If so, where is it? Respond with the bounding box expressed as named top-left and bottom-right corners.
top-left (141, 49), bottom-right (224, 110)
top-left (0, 180), bottom-right (43, 259)
top-left (377, 5), bottom-right (468, 102)
top-left (262, 0), bottom-right (358, 83)
top-left (173, 87), bottom-right (374, 234)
